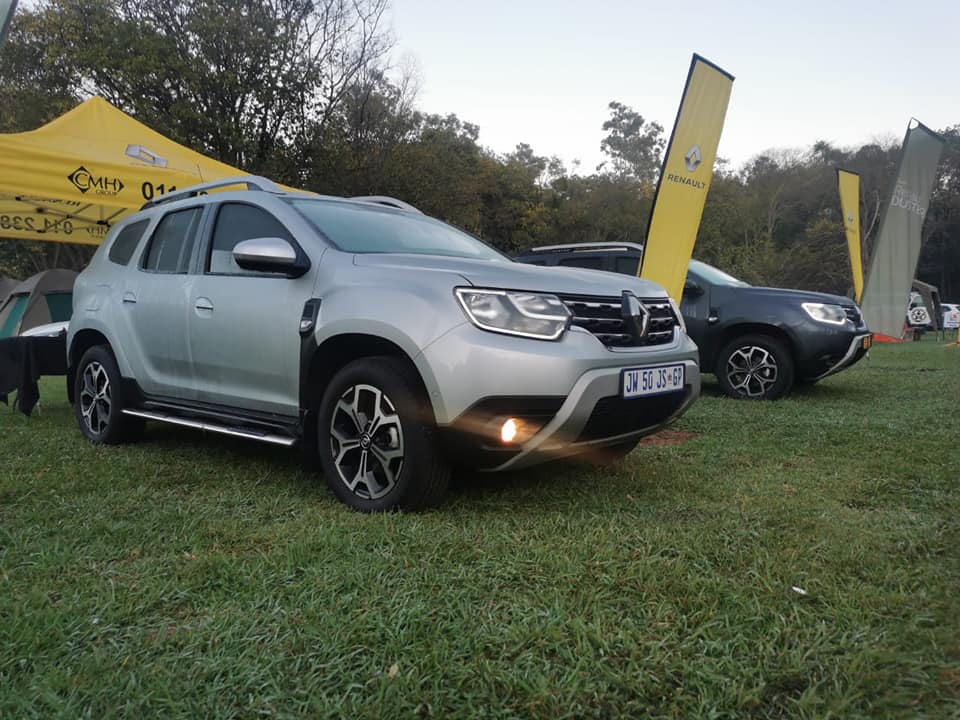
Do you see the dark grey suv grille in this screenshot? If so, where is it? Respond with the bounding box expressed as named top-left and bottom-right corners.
top-left (558, 294), bottom-right (678, 348)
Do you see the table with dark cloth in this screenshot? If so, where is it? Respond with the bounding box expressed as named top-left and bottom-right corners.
top-left (0, 334), bottom-right (68, 416)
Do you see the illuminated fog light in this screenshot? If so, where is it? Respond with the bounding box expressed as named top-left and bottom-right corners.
top-left (500, 418), bottom-right (519, 444)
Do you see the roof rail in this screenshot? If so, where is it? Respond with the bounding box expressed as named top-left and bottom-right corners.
top-left (350, 195), bottom-right (423, 214)
top-left (524, 242), bottom-right (645, 254)
top-left (140, 175), bottom-right (284, 210)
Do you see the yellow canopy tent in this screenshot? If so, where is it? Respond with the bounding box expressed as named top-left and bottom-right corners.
top-left (0, 96), bottom-right (251, 246)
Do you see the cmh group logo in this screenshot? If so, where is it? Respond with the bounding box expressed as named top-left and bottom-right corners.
top-left (68, 166), bottom-right (125, 196)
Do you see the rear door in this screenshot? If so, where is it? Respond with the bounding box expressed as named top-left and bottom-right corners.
top-left (123, 205), bottom-right (205, 398)
top-left (187, 201), bottom-right (310, 416)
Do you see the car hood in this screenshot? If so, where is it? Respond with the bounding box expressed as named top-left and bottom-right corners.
top-left (353, 253), bottom-right (668, 298)
top-left (732, 285), bottom-right (857, 307)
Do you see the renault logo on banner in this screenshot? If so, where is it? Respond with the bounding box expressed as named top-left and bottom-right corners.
top-left (684, 145), bottom-right (702, 173)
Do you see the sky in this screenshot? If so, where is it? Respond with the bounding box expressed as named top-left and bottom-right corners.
top-left (388, 0), bottom-right (959, 173)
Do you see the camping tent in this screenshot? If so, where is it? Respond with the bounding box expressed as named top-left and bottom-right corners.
top-left (0, 269), bottom-right (77, 337)
top-left (0, 96), bottom-right (249, 246)
top-left (0, 275), bottom-right (17, 306)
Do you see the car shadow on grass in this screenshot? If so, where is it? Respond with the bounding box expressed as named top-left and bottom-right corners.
top-left (789, 379), bottom-right (876, 400)
top-left (699, 374), bottom-right (873, 402)
top-left (446, 451), bottom-right (693, 512)
top-left (138, 422), bottom-right (693, 512)
top-left (138, 423), bottom-right (323, 494)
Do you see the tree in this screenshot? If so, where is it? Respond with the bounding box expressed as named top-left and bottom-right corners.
top-left (0, 5), bottom-right (79, 132)
top-left (35, 0), bottom-right (393, 178)
top-left (598, 101), bottom-right (665, 183)
top-left (918, 125), bottom-right (960, 300)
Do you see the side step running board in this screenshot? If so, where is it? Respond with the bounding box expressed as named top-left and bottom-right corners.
top-left (122, 409), bottom-right (296, 447)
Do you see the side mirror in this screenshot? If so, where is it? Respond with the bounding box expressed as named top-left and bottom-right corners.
top-left (232, 237), bottom-right (309, 277)
top-left (683, 279), bottom-right (704, 297)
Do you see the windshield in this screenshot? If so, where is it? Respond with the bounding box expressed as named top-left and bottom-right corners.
top-left (289, 199), bottom-right (507, 261)
top-left (689, 260), bottom-right (750, 287)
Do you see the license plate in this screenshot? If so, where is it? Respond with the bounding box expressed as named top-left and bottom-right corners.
top-left (622, 364), bottom-right (685, 399)
top-left (862, 336), bottom-right (872, 350)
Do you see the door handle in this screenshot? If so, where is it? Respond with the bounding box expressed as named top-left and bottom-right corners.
top-left (122, 292), bottom-right (137, 304)
top-left (195, 297), bottom-right (214, 312)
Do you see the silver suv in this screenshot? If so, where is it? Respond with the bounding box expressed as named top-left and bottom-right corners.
top-left (68, 177), bottom-right (701, 511)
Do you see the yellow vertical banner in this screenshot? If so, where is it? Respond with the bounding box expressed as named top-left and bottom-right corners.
top-left (640, 54), bottom-right (734, 301)
top-left (837, 169), bottom-right (864, 302)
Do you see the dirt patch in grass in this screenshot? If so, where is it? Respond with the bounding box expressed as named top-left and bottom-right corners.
top-left (639, 429), bottom-right (701, 446)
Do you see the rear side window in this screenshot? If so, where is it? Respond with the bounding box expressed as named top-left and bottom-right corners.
top-left (208, 203), bottom-right (294, 275)
top-left (143, 208), bottom-right (203, 273)
top-left (108, 220), bottom-right (150, 266)
top-left (559, 255), bottom-right (603, 270)
top-left (614, 256), bottom-right (639, 275)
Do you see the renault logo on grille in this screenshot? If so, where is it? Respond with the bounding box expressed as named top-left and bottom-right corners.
top-left (621, 292), bottom-right (650, 338)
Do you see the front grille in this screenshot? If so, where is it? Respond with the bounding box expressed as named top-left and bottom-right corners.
top-left (558, 294), bottom-right (678, 348)
top-left (576, 389), bottom-right (691, 442)
top-left (844, 306), bottom-right (863, 325)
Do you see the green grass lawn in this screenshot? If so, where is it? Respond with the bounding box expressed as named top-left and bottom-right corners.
top-left (2, 338), bottom-right (958, 718)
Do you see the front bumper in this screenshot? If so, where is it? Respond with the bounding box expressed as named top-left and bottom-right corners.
top-left (420, 323), bottom-right (701, 471)
top-left (809, 332), bottom-right (872, 381)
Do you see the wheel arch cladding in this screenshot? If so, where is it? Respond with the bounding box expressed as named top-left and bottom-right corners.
top-left (301, 332), bottom-right (435, 420)
top-left (67, 329), bottom-right (112, 404)
top-left (715, 323), bottom-right (795, 367)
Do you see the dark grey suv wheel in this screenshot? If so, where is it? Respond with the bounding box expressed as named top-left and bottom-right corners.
top-left (317, 356), bottom-right (449, 511)
top-left (715, 334), bottom-right (794, 400)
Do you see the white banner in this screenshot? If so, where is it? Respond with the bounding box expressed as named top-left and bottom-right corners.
top-left (860, 122), bottom-right (945, 338)
top-left (944, 305), bottom-right (960, 330)
top-left (0, 0), bottom-right (18, 47)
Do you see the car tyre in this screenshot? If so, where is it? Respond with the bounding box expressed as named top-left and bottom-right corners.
top-left (74, 345), bottom-right (144, 444)
top-left (716, 334), bottom-right (794, 400)
top-left (317, 356), bottom-right (449, 512)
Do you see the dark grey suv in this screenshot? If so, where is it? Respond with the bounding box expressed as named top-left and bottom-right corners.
top-left (516, 243), bottom-right (872, 400)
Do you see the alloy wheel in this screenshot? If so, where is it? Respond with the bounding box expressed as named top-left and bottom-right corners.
top-left (329, 383), bottom-right (405, 500)
top-left (725, 345), bottom-right (779, 398)
top-left (79, 361), bottom-right (112, 435)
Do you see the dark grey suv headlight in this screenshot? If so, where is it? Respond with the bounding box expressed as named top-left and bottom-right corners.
top-left (455, 288), bottom-right (571, 340)
top-left (801, 302), bottom-right (848, 325)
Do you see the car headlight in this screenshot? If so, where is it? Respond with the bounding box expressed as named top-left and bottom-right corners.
top-left (801, 302), bottom-right (848, 325)
top-left (668, 297), bottom-right (687, 333)
top-left (455, 288), bottom-right (571, 340)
